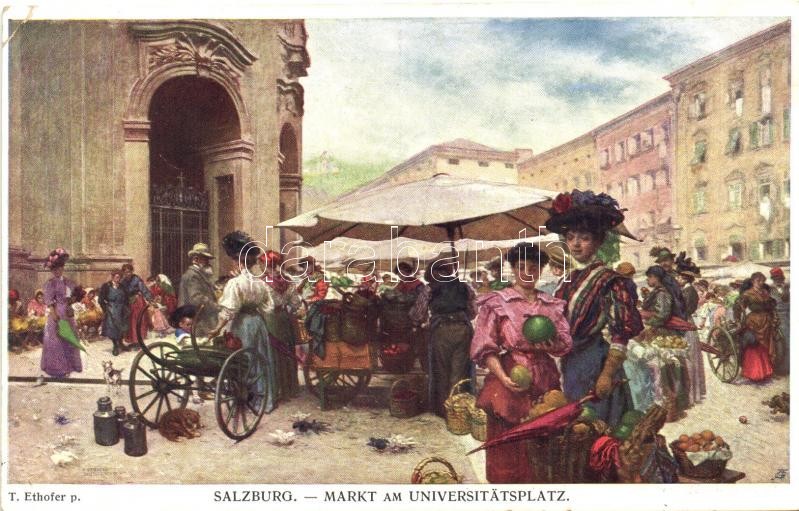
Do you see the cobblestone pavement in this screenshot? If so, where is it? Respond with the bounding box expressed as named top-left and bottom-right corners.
top-left (5, 336), bottom-right (789, 483)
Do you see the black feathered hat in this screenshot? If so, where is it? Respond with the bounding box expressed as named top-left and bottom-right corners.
top-left (545, 189), bottom-right (626, 237)
top-left (221, 230), bottom-right (255, 260)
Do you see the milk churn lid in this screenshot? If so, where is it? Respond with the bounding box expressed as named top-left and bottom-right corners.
top-left (97, 396), bottom-right (112, 411)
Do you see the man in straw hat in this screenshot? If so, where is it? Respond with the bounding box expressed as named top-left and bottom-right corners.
top-left (536, 248), bottom-right (572, 295)
top-left (545, 189), bottom-right (643, 428)
top-left (178, 242), bottom-right (219, 336)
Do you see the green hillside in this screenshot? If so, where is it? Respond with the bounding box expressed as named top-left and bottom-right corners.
top-left (302, 155), bottom-right (394, 198)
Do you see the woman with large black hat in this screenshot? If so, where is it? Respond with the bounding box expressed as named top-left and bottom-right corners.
top-left (675, 253), bottom-right (706, 405)
top-left (206, 231), bottom-right (280, 411)
top-left (546, 190), bottom-right (644, 428)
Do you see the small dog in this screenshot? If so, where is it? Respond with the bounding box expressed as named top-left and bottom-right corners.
top-left (101, 360), bottom-right (123, 395)
top-left (158, 409), bottom-right (202, 442)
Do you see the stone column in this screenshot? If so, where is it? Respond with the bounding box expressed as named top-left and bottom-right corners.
top-left (199, 139), bottom-right (254, 276)
top-left (123, 120), bottom-right (152, 277)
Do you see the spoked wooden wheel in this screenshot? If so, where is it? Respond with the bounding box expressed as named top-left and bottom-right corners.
top-left (302, 365), bottom-right (371, 405)
top-left (215, 347), bottom-right (269, 441)
top-left (706, 326), bottom-right (739, 383)
top-left (128, 342), bottom-right (190, 428)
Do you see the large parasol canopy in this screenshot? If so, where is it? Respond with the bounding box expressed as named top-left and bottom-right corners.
top-left (279, 174), bottom-right (638, 247)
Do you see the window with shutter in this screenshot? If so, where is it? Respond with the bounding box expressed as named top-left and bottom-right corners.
top-left (761, 67), bottom-right (772, 115)
top-left (690, 141), bottom-right (707, 165)
top-left (750, 122), bottom-right (760, 149)
top-left (784, 108), bottom-right (790, 141)
top-left (760, 118), bottom-right (773, 146)
top-left (694, 187), bottom-right (707, 213)
top-left (725, 128), bottom-right (741, 155)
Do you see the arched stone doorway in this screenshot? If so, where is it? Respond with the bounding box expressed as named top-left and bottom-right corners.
top-left (148, 76), bottom-right (241, 284)
top-left (279, 123), bottom-right (302, 248)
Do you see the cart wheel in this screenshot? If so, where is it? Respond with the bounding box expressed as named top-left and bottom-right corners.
top-left (128, 342), bottom-right (190, 428)
top-left (215, 347), bottom-right (269, 441)
top-left (302, 365), bottom-right (371, 405)
top-left (706, 326), bottom-right (739, 383)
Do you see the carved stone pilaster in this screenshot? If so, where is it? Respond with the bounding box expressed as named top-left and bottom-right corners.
top-left (278, 21), bottom-right (310, 79)
top-left (279, 173), bottom-right (303, 193)
top-left (277, 79), bottom-right (305, 117)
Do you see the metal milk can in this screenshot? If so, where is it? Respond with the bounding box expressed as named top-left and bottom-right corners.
top-left (93, 396), bottom-right (119, 446)
top-left (114, 405), bottom-right (127, 439)
top-left (123, 412), bottom-right (148, 457)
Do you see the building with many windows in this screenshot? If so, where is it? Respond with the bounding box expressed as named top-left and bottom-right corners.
top-left (516, 133), bottom-right (596, 193)
top-left (665, 20), bottom-right (790, 264)
top-left (594, 93), bottom-right (675, 269)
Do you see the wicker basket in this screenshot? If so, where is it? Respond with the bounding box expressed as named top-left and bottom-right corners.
top-left (525, 420), bottom-right (600, 483)
top-left (379, 343), bottom-right (415, 373)
top-left (389, 379), bottom-right (420, 418)
top-left (469, 406), bottom-right (487, 442)
top-left (669, 440), bottom-right (729, 479)
top-left (293, 315), bottom-right (311, 345)
top-left (444, 379), bottom-right (474, 435)
top-left (411, 457), bottom-right (460, 484)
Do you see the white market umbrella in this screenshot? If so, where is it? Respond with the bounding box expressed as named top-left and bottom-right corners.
top-left (702, 261), bottom-right (775, 280)
top-left (280, 174), bottom-right (558, 245)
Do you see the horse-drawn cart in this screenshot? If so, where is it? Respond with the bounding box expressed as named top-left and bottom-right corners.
top-left (128, 309), bottom-right (269, 440)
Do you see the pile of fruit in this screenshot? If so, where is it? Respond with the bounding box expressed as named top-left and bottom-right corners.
top-left (9, 316), bottom-right (30, 334)
top-left (651, 335), bottom-right (687, 350)
top-left (524, 389), bottom-right (568, 421)
top-left (675, 430), bottom-right (728, 452)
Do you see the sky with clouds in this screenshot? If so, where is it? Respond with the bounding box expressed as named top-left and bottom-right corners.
top-left (301, 17), bottom-right (786, 165)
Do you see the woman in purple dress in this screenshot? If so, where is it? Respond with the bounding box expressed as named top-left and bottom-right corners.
top-left (40, 248), bottom-right (82, 378)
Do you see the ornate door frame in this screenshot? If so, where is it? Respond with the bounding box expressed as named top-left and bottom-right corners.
top-left (123, 21), bottom-right (257, 277)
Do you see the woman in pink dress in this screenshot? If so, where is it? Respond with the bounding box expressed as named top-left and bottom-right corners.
top-left (471, 242), bottom-right (573, 483)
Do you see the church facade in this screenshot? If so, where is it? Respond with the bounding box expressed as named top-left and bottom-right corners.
top-left (8, 20), bottom-right (309, 295)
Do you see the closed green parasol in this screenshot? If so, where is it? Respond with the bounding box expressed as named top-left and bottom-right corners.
top-left (58, 319), bottom-right (86, 352)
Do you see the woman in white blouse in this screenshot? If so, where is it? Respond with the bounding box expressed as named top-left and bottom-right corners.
top-left (207, 231), bottom-right (279, 412)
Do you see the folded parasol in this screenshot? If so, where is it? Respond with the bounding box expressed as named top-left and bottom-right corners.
top-left (58, 319), bottom-right (87, 352)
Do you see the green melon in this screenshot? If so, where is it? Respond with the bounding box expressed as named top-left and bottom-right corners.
top-left (522, 315), bottom-right (556, 344)
top-left (611, 423), bottom-right (633, 441)
top-left (509, 365), bottom-right (532, 391)
top-left (621, 410), bottom-right (645, 426)
top-left (579, 406), bottom-right (598, 422)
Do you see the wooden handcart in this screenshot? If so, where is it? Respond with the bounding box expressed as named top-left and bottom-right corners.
top-left (301, 290), bottom-right (425, 410)
top-left (128, 307), bottom-right (269, 440)
top-left (702, 317), bottom-right (786, 383)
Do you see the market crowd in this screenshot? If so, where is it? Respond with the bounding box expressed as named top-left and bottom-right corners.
top-left (7, 189), bottom-right (790, 484)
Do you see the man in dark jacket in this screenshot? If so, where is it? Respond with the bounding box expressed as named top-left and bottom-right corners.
top-left (178, 242), bottom-right (219, 336)
top-left (410, 258), bottom-right (476, 416)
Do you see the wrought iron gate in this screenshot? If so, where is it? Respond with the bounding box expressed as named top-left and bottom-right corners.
top-left (151, 184), bottom-right (209, 286)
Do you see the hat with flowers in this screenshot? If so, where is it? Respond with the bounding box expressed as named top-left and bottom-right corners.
top-left (545, 189), bottom-right (627, 237)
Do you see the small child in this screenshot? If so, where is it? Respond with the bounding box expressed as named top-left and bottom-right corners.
top-left (169, 305), bottom-right (196, 347)
top-left (169, 305), bottom-right (212, 403)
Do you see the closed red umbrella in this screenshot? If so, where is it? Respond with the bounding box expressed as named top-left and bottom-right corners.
top-left (467, 393), bottom-right (595, 455)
